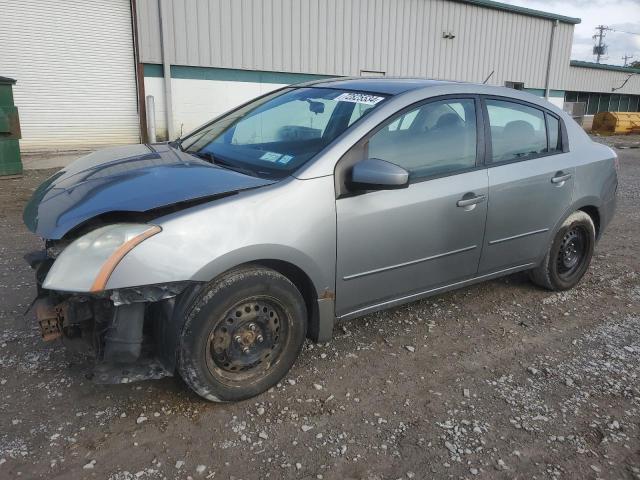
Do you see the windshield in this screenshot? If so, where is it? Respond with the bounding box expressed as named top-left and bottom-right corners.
top-left (180, 87), bottom-right (387, 178)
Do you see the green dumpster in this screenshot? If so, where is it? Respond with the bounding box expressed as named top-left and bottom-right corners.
top-left (0, 76), bottom-right (23, 176)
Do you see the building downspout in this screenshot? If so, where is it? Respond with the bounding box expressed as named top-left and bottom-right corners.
top-left (544, 19), bottom-right (559, 100)
top-left (158, 0), bottom-right (175, 140)
top-left (130, 0), bottom-right (148, 143)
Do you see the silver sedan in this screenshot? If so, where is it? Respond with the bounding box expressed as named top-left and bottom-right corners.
top-left (24, 78), bottom-right (617, 401)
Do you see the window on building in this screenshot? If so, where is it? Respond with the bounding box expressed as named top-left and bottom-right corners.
top-left (367, 99), bottom-right (477, 179)
top-left (619, 95), bottom-right (631, 112)
top-left (505, 81), bottom-right (525, 90)
top-left (360, 70), bottom-right (385, 77)
top-left (564, 92), bottom-right (579, 103)
top-left (485, 99), bottom-right (547, 162)
top-left (609, 94), bottom-right (621, 111)
top-left (598, 94), bottom-right (611, 113)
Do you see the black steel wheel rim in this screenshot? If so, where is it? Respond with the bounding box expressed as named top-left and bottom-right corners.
top-left (205, 297), bottom-right (288, 382)
top-left (556, 226), bottom-right (587, 279)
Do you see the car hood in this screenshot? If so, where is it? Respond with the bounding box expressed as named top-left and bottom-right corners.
top-left (24, 143), bottom-right (276, 239)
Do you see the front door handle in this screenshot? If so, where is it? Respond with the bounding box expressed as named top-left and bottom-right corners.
top-left (551, 173), bottom-right (572, 184)
top-left (457, 194), bottom-right (486, 208)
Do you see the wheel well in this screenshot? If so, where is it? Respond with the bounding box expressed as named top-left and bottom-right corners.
top-left (579, 206), bottom-right (600, 238)
top-left (251, 260), bottom-right (321, 341)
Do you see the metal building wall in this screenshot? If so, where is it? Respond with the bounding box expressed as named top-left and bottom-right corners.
top-left (137, 0), bottom-right (575, 90)
top-left (566, 66), bottom-right (640, 96)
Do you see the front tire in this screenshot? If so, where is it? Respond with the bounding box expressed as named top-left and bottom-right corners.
top-left (530, 210), bottom-right (595, 291)
top-left (178, 266), bottom-right (307, 402)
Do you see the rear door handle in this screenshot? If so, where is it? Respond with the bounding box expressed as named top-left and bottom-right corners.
top-left (457, 194), bottom-right (486, 207)
top-left (551, 173), bottom-right (572, 184)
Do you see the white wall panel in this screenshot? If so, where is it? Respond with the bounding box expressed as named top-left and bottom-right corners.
top-left (566, 66), bottom-right (640, 95)
top-left (0, 0), bottom-right (140, 152)
top-left (137, 0), bottom-right (576, 90)
top-left (144, 77), bottom-right (287, 139)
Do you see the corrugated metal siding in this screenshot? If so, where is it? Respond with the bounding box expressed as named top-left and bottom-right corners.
top-left (566, 66), bottom-right (640, 95)
top-left (137, 0), bottom-right (574, 90)
top-left (0, 0), bottom-right (140, 152)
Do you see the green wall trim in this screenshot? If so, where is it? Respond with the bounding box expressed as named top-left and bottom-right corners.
top-left (524, 88), bottom-right (565, 98)
top-left (453, 0), bottom-right (580, 24)
top-left (143, 64), bottom-right (334, 85)
top-left (143, 64), bottom-right (164, 78)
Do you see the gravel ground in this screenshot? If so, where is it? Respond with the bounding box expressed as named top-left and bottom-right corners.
top-left (0, 136), bottom-right (639, 480)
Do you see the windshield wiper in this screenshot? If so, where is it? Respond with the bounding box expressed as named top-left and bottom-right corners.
top-left (192, 151), bottom-right (258, 177)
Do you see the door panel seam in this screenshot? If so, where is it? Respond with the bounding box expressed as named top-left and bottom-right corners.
top-left (488, 228), bottom-right (549, 245)
top-left (339, 263), bottom-right (536, 319)
top-left (342, 245), bottom-right (477, 281)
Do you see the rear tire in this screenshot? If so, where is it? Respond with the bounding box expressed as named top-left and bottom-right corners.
top-left (529, 210), bottom-right (595, 291)
top-left (178, 265), bottom-right (307, 402)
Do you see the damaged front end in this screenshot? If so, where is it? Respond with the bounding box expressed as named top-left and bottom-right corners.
top-left (27, 244), bottom-right (202, 384)
top-left (20, 143), bottom-right (279, 386)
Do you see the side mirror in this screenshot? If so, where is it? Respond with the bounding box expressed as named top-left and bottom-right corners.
top-left (350, 158), bottom-right (409, 191)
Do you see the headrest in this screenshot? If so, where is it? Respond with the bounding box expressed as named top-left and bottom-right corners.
top-left (435, 113), bottom-right (463, 129)
top-left (504, 120), bottom-right (535, 138)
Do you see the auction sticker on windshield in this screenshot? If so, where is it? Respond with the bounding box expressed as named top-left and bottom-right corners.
top-left (260, 151), bottom-right (282, 162)
top-left (334, 92), bottom-right (385, 105)
top-left (277, 154), bottom-right (294, 164)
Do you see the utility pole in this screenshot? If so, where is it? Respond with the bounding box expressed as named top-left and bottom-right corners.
top-left (622, 54), bottom-right (633, 67)
top-left (593, 25), bottom-right (611, 63)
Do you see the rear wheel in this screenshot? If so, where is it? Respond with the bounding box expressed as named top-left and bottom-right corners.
top-left (529, 210), bottom-right (595, 291)
top-left (178, 266), bottom-right (307, 402)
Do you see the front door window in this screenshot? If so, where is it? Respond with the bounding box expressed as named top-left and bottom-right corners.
top-left (367, 99), bottom-right (478, 179)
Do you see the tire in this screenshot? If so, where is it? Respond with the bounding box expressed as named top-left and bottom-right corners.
top-left (529, 210), bottom-right (596, 291)
top-left (178, 265), bottom-right (307, 402)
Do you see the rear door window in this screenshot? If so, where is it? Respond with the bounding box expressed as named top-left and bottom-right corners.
top-left (485, 99), bottom-right (547, 162)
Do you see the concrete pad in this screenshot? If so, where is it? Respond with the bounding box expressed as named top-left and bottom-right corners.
top-left (21, 151), bottom-right (89, 170)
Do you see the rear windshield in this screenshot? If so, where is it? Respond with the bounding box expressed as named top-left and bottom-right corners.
top-left (180, 87), bottom-right (387, 178)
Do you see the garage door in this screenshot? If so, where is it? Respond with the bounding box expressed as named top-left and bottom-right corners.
top-left (0, 0), bottom-right (140, 152)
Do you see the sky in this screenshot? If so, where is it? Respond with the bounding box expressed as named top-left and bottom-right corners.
top-left (500, 0), bottom-right (640, 66)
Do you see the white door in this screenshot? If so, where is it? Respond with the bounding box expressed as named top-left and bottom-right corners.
top-left (0, 0), bottom-right (140, 152)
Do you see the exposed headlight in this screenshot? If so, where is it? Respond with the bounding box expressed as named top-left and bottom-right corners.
top-left (43, 224), bottom-right (161, 292)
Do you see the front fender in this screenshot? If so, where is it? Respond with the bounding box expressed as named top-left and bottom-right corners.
top-left (192, 244), bottom-right (332, 296)
top-left (105, 176), bottom-right (337, 297)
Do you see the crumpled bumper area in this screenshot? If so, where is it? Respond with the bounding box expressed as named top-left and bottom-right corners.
top-left (28, 249), bottom-right (200, 384)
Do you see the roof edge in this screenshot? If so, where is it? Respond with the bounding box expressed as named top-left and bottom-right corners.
top-left (453, 0), bottom-right (581, 24)
top-left (0, 76), bottom-right (17, 85)
top-left (570, 60), bottom-right (640, 74)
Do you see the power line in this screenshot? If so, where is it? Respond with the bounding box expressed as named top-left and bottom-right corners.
top-left (610, 28), bottom-right (640, 36)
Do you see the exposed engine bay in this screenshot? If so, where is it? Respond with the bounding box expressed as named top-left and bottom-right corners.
top-left (26, 238), bottom-right (202, 384)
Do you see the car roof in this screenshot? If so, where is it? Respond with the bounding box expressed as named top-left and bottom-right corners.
top-left (297, 77), bottom-right (564, 114)
top-left (299, 77), bottom-right (457, 95)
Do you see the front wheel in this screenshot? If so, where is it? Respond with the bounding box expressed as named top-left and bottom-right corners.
top-left (178, 266), bottom-right (307, 402)
top-left (529, 210), bottom-right (596, 291)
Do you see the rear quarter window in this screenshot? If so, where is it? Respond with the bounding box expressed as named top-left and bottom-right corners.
top-left (546, 114), bottom-right (561, 153)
